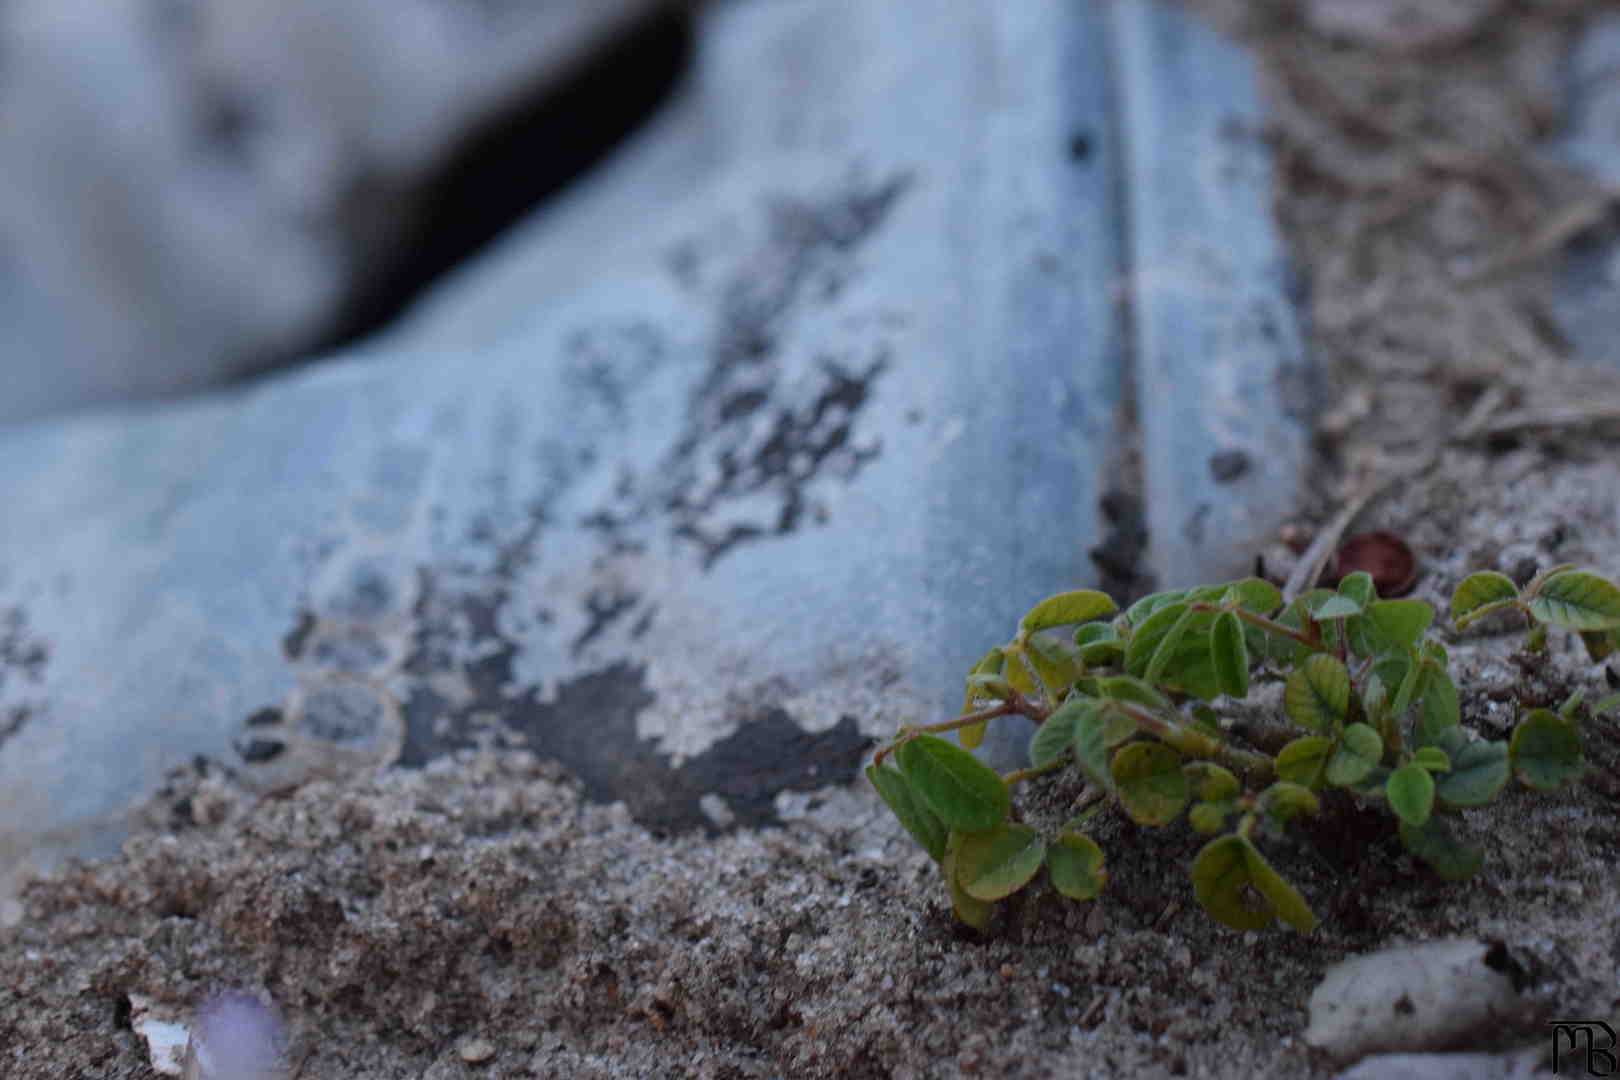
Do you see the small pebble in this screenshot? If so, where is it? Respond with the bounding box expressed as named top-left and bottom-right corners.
top-left (458, 1036), bottom-right (496, 1064)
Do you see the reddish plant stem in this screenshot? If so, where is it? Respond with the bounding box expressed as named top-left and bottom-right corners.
top-left (871, 696), bottom-right (1041, 766)
top-left (1191, 602), bottom-right (1322, 651)
top-left (1002, 757), bottom-right (1070, 786)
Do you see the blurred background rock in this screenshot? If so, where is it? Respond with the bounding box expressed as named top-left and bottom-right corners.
top-left (0, 0), bottom-right (688, 424)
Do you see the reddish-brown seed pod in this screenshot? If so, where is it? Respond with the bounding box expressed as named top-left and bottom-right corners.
top-left (1328, 531), bottom-right (1418, 597)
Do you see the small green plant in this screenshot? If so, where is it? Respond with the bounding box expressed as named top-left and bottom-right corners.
top-left (869, 564), bottom-right (1620, 932)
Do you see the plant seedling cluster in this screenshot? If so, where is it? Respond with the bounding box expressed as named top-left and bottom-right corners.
top-left (869, 564), bottom-right (1620, 932)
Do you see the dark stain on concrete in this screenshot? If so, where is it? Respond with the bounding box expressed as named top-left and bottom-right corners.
top-left (253, 176), bottom-right (909, 823)
top-left (234, 735), bottom-right (286, 764)
top-left (572, 583), bottom-right (642, 658)
top-left (0, 606), bottom-right (48, 685)
top-left (501, 662), bottom-right (868, 834)
top-left (1208, 448), bottom-right (1250, 484)
top-left (306, 624), bottom-right (391, 675)
top-left (393, 566), bottom-right (868, 833)
top-left (695, 353), bottom-right (886, 563)
top-left (1183, 502), bottom-right (1211, 544)
top-left (0, 604), bottom-right (49, 754)
top-left (1090, 490), bottom-right (1152, 603)
top-left (246, 707), bottom-right (284, 728)
top-left (282, 610), bottom-right (317, 661)
top-left (0, 707), bottom-right (28, 755)
top-left (571, 173), bottom-right (912, 573)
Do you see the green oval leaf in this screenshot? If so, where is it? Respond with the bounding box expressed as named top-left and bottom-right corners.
top-left (1306, 593), bottom-right (1363, 620)
top-left (1390, 651), bottom-right (1425, 723)
top-left (1510, 708), bottom-right (1583, 791)
top-left (1433, 729), bottom-right (1508, 807)
top-left (1073, 622), bottom-right (1118, 649)
top-left (1210, 610), bottom-right (1250, 698)
top-left (1145, 610), bottom-right (1224, 701)
top-left (1450, 571), bottom-right (1520, 630)
top-left (1580, 629), bottom-right (1617, 663)
top-left (1189, 704), bottom-right (1224, 740)
top-left (866, 763), bottom-right (948, 862)
top-left (1371, 654), bottom-right (1410, 704)
top-left (955, 823), bottom-right (1047, 901)
top-left (1124, 602), bottom-right (1190, 678)
top-left (1242, 841), bottom-right (1318, 933)
top-left (1188, 801), bottom-right (1232, 835)
top-left (1075, 621), bottom-right (1127, 670)
top-left (1125, 589), bottom-right (1187, 627)
top-left (896, 735), bottom-right (1010, 833)
top-left (961, 649), bottom-right (1010, 714)
top-left (1326, 723), bottom-right (1383, 786)
top-left (1019, 590), bottom-right (1119, 637)
top-left (1413, 664), bottom-right (1460, 747)
top-left (1284, 654), bottom-right (1351, 733)
top-left (1191, 834), bottom-right (1272, 932)
top-left (1336, 571), bottom-right (1376, 609)
top-left (1353, 599), bottom-right (1436, 657)
top-left (1110, 742), bottom-right (1188, 826)
top-left (1411, 746), bottom-right (1451, 773)
top-left (957, 719), bottom-right (988, 750)
top-left (943, 834), bottom-right (993, 930)
top-left (1527, 562), bottom-right (1581, 590)
top-left (1222, 577), bottom-right (1283, 616)
top-left (1359, 673), bottom-right (1390, 730)
top-left (963, 671), bottom-right (1014, 704)
top-left (1261, 781), bottom-right (1320, 824)
top-left (1346, 764), bottom-right (1392, 796)
top-left (968, 647), bottom-right (1006, 676)
top-left (1183, 761), bottom-right (1240, 802)
top-left (1095, 676), bottom-right (1171, 711)
top-left (1144, 607), bottom-right (1197, 686)
top-left (1003, 644), bottom-right (1040, 696)
top-left (1077, 637), bottom-right (1126, 667)
top-left (1029, 699), bottom-right (1089, 768)
top-left (1046, 831), bottom-right (1107, 900)
top-left (1399, 816), bottom-right (1483, 881)
top-left (1525, 570), bottom-right (1620, 631)
top-left (1276, 736), bottom-right (1332, 787)
top-left (1386, 762), bottom-right (1435, 827)
top-left (1259, 598), bottom-right (1313, 664)
top-left (1025, 633), bottom-right (1083, 702)
top-left (1192, 834), bottom-right (1316, 933)
top-left (1451, 570), bottom-right (1519, 612)
top-left (1073, 703), bottom-right (1132, 791)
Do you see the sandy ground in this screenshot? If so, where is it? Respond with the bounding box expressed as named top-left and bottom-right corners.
top-left (7, 2), bottom-right (1620, 1077)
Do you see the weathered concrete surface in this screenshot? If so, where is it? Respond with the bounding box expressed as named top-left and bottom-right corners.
top-left (1117, 1), bottom-right (1314, 588)
top-left (1543, 10), bottom-right (1620, 375)
top-left (0, 0), bottom-right (680, 423)
top-left (0, 0), bottom-right (1311, 895)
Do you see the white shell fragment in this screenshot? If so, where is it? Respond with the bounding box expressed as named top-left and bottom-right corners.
top-left (1305, 939), bottom-right (1534, 1064)
top-left (129, 994), bottom-right (191, 1077)
top-left (458, 1036), bottom-right (497, 1064)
